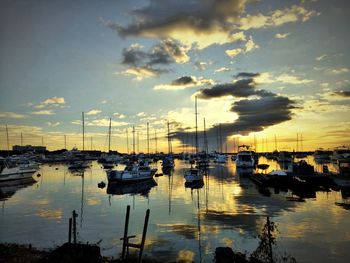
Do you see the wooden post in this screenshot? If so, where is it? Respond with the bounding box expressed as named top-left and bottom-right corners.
top-left (138, 209), bottom-right (150, 263)
top-left (73, 210), bottom-right (77, 244)
top-left (68, 218), bottom-right (72, 243)
top-left (122, 205), bottom-right (131, 260)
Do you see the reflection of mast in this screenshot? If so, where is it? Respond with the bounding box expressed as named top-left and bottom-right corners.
top-left (204, 170), bottom-right (210, 214)
top-left (80, 171), bottom-right (85, 228)
top-left (196, 188), bottom-right (202, 263)
top-left (168, 170), bottom-right (174, 216)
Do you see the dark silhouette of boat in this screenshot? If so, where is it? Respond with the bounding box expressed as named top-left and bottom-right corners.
top-left (107, 179), bottom-right (157, 196)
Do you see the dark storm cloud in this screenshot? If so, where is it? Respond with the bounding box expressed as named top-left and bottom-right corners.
top-left (197, 78), bottom-right (274, 99)
top-left (121, 39), bottom-right (188, 77)
top-left (110, 0), bottom-right (246, 37)
top-left (235, 72), bottom-right (260, 78)
top-left (171, 75), bottom-right (296, 148)
top-left (171, 76), bottom-right (196, 85)
top-left (122, 39), bottom-right (188, 67)
top-left (332, 90), bottom-right (350, 97)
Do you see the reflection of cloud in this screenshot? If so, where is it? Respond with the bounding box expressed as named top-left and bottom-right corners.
top-left (87, 197), bottom-right (101, 206)
top-left (158, 223), bottom-right (197, 239)
top-left (36, 208), bottom-right (63, 220)
top-left (177, 250), bottom-right (195, 262)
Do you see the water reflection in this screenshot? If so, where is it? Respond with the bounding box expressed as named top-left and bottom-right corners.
top-left (0, 159), bottom-right (349, 263)
top-left (107, 179), bottom-right (157, 196)
top-left (0, 178), bottom-right (36, 201)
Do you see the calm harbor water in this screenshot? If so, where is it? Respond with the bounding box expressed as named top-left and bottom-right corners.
top-left (0, 157), bottom-right (349, 262)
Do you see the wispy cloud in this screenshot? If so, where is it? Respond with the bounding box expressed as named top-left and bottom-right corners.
top-left (72, 118), bottom-right (128, 127)
top-left (274, 33), bottom-right (290, 39)
top-left (154, 76), bottom-right (214, 90)
top-left (214, 67), bottom-right (231, 73)
top-left (330, 67), bottom-right (349, 74)
top-left (86, 109), bottom-right (102, 116)
top-left (31, 110), bottom-right (55, 115)
top-left (316, 54), bottom-right (326, 61)
top-left (47, 122), bottom-right (60, 127)
top-left (0, 112), bottom-right (27, 119)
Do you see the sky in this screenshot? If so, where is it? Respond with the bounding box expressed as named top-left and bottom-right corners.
top-left (0, 0), bottom-right (349, 153)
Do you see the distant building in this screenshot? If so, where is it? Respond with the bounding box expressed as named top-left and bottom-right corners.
top-left (12, 145), bottom-right (46, 153)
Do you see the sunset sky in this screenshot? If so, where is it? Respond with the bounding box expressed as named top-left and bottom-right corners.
top-left (0, 0), bottom-right (349, 152)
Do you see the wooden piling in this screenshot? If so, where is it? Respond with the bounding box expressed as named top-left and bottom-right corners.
top-left (73, 210), bottom-right (77, 244)
top-left (138, 209), bottom-right (150, 263)
top-left (121, 205), bottom-right (131, 260)
top-left (68, 218), bottom-right (72, 243)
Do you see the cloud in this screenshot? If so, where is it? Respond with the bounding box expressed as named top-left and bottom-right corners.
top-left (73, 118), bottom-right (128, 127)
top-left (274, 33), bottom-right (290, 39)
top-left (120, 39), bottom-right (189, 79)
top-left (42, 96), bottom-right (65, 105)
top-left (225, 48), bottom-right (243, 58)
top-left (107, 0), bottom-right (249, 49)
top-left (316, 54), bottom-right (326, 61)
top-left (119, 66), bottom-right (162, 80)
top-left (33, 96), bottom-right (66, 109)
top-left (235, 72), bottom-right (260, 78)
top-left (171, 73), bottom-right (296, 146)
top-left (194, 61), bottom-right (208, 71)
top-left (86, 109), bottom-right (102, 116)
top-left (244, 36), bottom-right (259, 52)
top-left (331, 68), bottom-right (349, 74)
top-left (47, 122), bottom-right (60, 127)
top-left (215, 67), bottom-right (231, 73)
top-left (330, 90), bottom-right (350, 98)
top-left (31, 110), bottom-right (55, 115)
top-left (239, 4), bottom-right (318, 30)
top-left (225, 35), bottom-right (258, 58)
top-left (275, 73), bottom-right (313, 84)
top-left (114, 112), bottom-right (126, 119)
top-left (137, 112), bottom-right (146, 117)
top-left (154, 76), bottom-right (214, 90)
top-left (197, 78), bottom-right (273, 99)
top-left (0, 112), bottom-right (27, 119)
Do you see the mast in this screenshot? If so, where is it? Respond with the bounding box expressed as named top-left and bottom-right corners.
top-left (91, 136), bottom-right (93, 151)
top-left (132, 125), bottom-right (135, 154)
top-left (195, 96), bottom-right (198, 155)
top-left (64, 135), bottom-right (67, 150)
top-left (137, 131), bottom-right (139, 154)
top-left (82, 112), bottom-right (85, 151)
top-left (108, 118), bottom-right (112, 152)
top-left (219, 124), bottom-right (222, 153)
top-left (21, 132), bottom-right (23, 146)
top-left (147, 122), bottom-right (150, 156)
top-left (42, 136), bottom-right (44, 147)
top-left (204, 118), bottom-right (208, 157)
top-left (126, 128), bottom-right (129, 154)
top-left (167, 121), bottom-right (171, 154)
top-left (154, 129), bottom-right (158, 153)
top-left (5, 124), bottom-right (10, 156)
top-left (296, 133), bottom-right (299, 152)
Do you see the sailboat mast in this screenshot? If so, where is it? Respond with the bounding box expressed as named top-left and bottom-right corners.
top-left (167, 121), bottom-right (171, 154)
top-left (204, 118), bottom-right (208, 156)
top-left (195, 96), bottom-right (198, 155)
top-left (147, 122), bottom-right (150, 156)
top-left (155, 129), bottom-right (158, 153)
top-left (82, 112), bottom-right (85, 151)
top-left (126, 128), bottom-right (129, 154)
top-left (274, 134), bottom-right (277, 151)
top-left (108, 118), bottom-right (111, 152)
top-left (5, 124), bottom-right (10, 156)
top-left (132, 125), bottom-right (135, 154)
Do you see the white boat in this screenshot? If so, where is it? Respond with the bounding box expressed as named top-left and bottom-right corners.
top-left (184, 166), bottom-right (204, 184)
top-left (0, 160), bottom-right (37, 182)
top-left (236, 145), bottom-right (255, 168)
top-left (214, 154), bottom-right (227, 163)
top-left (107, 161), bottom-right (157, 183)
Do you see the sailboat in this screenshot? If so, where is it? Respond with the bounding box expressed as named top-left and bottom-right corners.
top-left (184, 96), bottom-right (204, 186)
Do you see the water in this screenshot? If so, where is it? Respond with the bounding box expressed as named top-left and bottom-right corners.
top-left (0, 157), bottom-right (349, 262)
